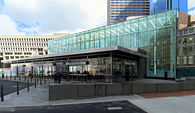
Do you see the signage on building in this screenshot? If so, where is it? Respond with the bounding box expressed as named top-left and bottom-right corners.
top-left (65, 62), bottom-right (87, 65)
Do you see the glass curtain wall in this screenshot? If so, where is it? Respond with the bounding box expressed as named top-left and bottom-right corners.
top-left (48, 10), bottom-right (177, 78)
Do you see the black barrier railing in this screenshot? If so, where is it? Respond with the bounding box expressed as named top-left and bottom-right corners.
top-left (0, 75), bottom-right (56, 103)
top-left (1, 85), bottom-right (4, 102)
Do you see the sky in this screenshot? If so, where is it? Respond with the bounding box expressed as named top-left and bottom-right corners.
top-left (0, 0), bottom-right (107, 35)
top-left (0, 0), bottom-right (194, 35)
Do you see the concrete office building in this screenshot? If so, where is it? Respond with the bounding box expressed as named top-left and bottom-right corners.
top-left (0, 33), bottom-right (68, 68)
top-left (107, 0), bottom-right (150, 25)
top-left (10, 10), bottom-right (177, 82)
top-left (177, 26), bottom-right (195, 78)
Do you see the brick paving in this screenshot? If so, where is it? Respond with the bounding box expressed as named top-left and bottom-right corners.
top-left (140, 90), bottom-right (195, 98)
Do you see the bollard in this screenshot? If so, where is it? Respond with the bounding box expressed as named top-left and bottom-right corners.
top-left (130, 81), bottom-right (133, 95)
top-left (27, 79), bottom-right (29, 92)
top-left (35, 78), bottom-right (36, 88)
top-left (25, 76), bottom-right (26, 82)
top-left (44, 77), bottom-right (46, 85)
top-left (17, 81), bottom-right (19, 95)
top-left (40, 77), bottom-right (42, 85)
top-left (31, 76), bottom-right (33, 83)
top-left (0, 85), bottom-right (3, 101)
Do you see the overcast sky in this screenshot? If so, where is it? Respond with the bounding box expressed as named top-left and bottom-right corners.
top-left (0, 0), bottom-right (107, 35)
top-left (0, 0), bottom-right (194, 35)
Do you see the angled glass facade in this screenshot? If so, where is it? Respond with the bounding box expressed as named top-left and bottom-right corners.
top-left (48, 9), bottom-right (177, 78)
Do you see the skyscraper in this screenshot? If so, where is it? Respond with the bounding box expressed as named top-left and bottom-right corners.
top-left (150, 0), bottom-right (188, 14)
top-left (107, 0), bottom-right (150, 25)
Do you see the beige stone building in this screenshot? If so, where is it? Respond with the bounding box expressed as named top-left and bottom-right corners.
top-left (0, 33), bottom-right (69, 67)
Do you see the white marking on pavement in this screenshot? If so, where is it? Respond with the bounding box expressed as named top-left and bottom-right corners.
top-left (107, 107), bottom-right (123, 110)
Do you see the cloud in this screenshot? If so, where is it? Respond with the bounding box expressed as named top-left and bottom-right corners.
top-left (77, 0), bottom-right (107, 30)
top-left (16, 21), bottom-right (40, 35)
top-left (0, 0), bottom-right (107, 35)
top-left (0, 14), bottom-right (24, 35)
top-left (151, 0), bottom-right (157, 4)
top-left (188, 0), bottom-right (195, 10)
top-left (188, 0), bottom-right (195, 16)
top-left (189, 9), bottom-right (195, 16)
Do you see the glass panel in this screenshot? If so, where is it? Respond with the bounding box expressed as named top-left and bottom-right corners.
top-left (139, 17), bottom-right (147, 32)
top-left (130, 19), bottom-right (138, 33)
top-left (148, 15), bottom-right (156, 30)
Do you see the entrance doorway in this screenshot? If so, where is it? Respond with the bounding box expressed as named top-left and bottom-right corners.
top-left (125, 62), bottom-right (137, 81)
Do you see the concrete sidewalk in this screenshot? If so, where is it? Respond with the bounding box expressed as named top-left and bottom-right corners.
top-left (0, 84), bottom-right (143, 108)
top-left (1, 80), bottom-right (195, 113)
top-left (131, 95), bottom-right (195, 113)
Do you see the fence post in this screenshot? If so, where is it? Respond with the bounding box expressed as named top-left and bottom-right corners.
top-left (44, 77), bottom-right (46, 85)
top-left (25, 76), bottom-right (26, 82)
top-left (40, 76), bottom-right (42, 85)
top-left (35, 78), bottom-right (36, 88)
top-left (1, 85), bottom-right (4, 102)
top-left (31, 76), bottom-right (33, 83)
top-left (27, 79), bottom-right (29, 92)
top-left (17, 81), bottom-right (19, 95)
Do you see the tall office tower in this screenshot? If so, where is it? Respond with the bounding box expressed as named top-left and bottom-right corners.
top-left (150, 0), bottom-right (188, 14)
top-left (107, 0), bottom-right (150, 25)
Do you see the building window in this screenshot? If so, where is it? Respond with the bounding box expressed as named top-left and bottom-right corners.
top-left (177, 39), bottom-right (182, 45)
top-left (177, 57), bottom-right (180, 65)
top-left (189, 28), bottom-right (194, 33)
top-left (189, 46), bottom-right (193, 53)
top-left (5, 56), bottom-right (9, 60)
top-left (184, 29), bottom-right (188, 34)
top-left (188, 37), bottom-right (193, 44)
top-left (183, 46), bottom-right (188, 55)
top-left (183, 56), bottom-right (187, 64)
top-left (188, 56), bottom-right (193, 64)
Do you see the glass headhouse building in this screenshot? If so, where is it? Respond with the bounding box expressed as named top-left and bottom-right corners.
top-left (10, 9), bottom-right (177, 82)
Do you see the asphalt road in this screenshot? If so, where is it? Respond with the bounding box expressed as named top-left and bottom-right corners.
top-left (0, 101), bottom-right (146, 113)
top-left (0, 80), bottom-right (28, 96)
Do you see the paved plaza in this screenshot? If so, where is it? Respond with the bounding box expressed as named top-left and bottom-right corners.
top-left (0, 79), bottom-right (195, 113)
top-left (0, 80), bottom-right (28, 96)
